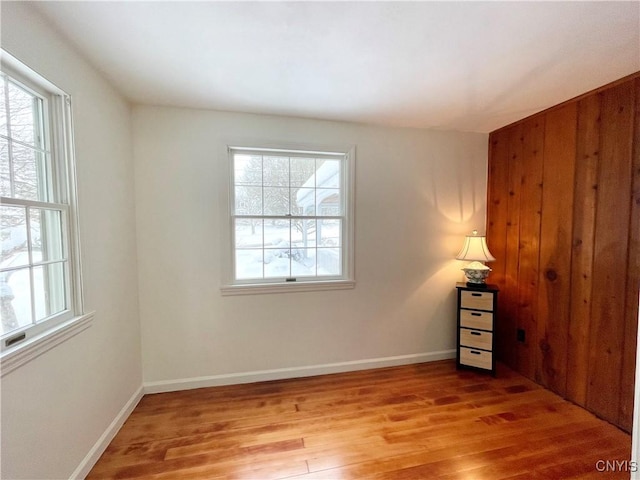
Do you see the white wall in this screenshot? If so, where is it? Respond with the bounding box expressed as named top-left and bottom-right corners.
top-left (1, 3), bottom-right (142, 479)
top-left (134, 106), bottom-right (488, 388)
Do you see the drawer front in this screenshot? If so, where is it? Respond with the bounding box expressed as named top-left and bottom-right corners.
top-left (460, 347), bottom-right (493, 370)
top-left (460, 290), bottom-right (495, 311)
top-left (460, 328), bottom-right (493, 350)
top-left (460, 309), bottom-right (493, 331)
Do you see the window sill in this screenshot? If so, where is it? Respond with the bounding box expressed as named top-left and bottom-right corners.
top-left (221, 280), bottom-right (355, 296)
top-left (1, 311), bottom-right (95, 377)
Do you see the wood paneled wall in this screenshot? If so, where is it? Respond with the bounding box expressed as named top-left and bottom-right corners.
top-left (487, 74), bottom-right (640, 432)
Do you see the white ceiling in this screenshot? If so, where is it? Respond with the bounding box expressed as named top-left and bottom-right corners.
top-left (33, 1), bottom-right (640, 133)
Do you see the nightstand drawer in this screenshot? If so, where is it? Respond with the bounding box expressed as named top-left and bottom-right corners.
top-left (460, 290), bottom-right (495, 311)
top-left (460, 328), bottom-right (493, 350)
top-left (460, 309), bottom-right (493, 331)
top-left (460, 347), bottom-right (492, 370)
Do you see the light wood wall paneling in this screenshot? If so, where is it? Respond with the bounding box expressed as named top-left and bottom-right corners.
top-left (536, 103), bottom-right (578, 396)
top-left (620, 78), bottom-right (640, 431)
top-left (488, 73), bottom-right (640, 431)
top-left (566, 92), bottom-right (601, 407)
top-left (586, 81), bottom-right (635, 425)
top-left (516, 117), bottom-right (545, 380)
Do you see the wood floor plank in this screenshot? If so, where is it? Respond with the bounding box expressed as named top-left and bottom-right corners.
top-left (88, 361), bottom-right (631, 479)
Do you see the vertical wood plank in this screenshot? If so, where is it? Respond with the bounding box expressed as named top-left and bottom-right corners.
top-left (516, 117), bottom-right (545, 380)
top-left (586, 81), bottom-right (635, 425)
top-left (566, 93), bottom-right (601, 407)
top-left (501, 124), bottom-right (523, 369)
top-left (619, 78), bottom-right (640, 432)
top-left (536, 103), bottom-right (578, 396)
top-left (487, 128), bottom-right (511, 366)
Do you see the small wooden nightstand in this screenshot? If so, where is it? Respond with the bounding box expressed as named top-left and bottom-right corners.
top-left (455, 282), bottom-right (499, 376)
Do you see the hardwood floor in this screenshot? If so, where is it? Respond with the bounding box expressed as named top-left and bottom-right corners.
top-left (88, 361), bottom-right (632, 479)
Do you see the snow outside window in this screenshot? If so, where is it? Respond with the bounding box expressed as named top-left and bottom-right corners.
top-left (1, 52), bottom-right (85, 355)
top-left (224, 146), bottom-right (355, 294)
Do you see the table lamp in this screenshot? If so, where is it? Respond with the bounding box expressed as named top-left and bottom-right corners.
top-left (456, 230), bottom-right (496, 287)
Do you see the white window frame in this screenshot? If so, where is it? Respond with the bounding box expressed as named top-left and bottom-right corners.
top-left (220, 143), bottom-right (356, 295)
top-left (0, 50), bottom-right (92, 375)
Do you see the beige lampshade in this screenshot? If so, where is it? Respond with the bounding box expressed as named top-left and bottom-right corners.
top-left (456, 230), bottom-right (496, 262)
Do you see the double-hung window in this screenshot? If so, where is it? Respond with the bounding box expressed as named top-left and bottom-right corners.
top-left (223, 146), bottom-right (355, 294)
top-left (1, 51), bottom-right (86, 361)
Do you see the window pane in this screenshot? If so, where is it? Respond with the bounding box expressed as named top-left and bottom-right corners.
top-left (0, 78), bottom-right (7, 137)
top-left (290, 157), bottom-right (315, 187)
top-left (33, 262), bottom-right (66, 321)
top-left (292, 187), bottom-right (315, 216)
top-left (1, 267), bottom-right (32, 335)
top-left (1, 139), bottom-right (10, 197)
top-left (263, 219), bottom-right (289, 248)
top-left (291, 219), bottom-right (316, 248)
top-left (316, 159), bottom-right (340, 188)
top-left (235, 218), bottom-right (263, 248)
top-left (318, 219), bottom-right (341, 247)
top-left (234, 185), bottom-right (262, 215)
top-left (291, 248), bottom-right (316, 276)
top-left (264, 220), bottom-right (292, 278)
top-left (317, 189), bottom-right (341, 216)
top-left (235, 249), bottom-right (263, 280)
top-left (234, 154), bottom-right (262, 186)
top-left (30, 208), bottom-right (64, 263)
top-left (11, 144), bottom-right (48, 201)
top-left (264, 247), bottom-right (291, 279)
top-left (263, 156), bottom-right (289, 186)
top-left (317, 248), bottom-right (341, 276)
top-left (1, 205), bottom-right (29, 268)
top-left (264, 187), bottom-right (289, 215)
top-left (7, 81), bottom-right (42, 148)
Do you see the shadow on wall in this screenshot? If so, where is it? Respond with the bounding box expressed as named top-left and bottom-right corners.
top-left (399, 146), bottom-right (488, 308)
top-left (425, 153), bottom-right (485, 225)
top-left (398, 146), bottom-right (488, 349)
top-left (416, 146), bottom-right (488, 270)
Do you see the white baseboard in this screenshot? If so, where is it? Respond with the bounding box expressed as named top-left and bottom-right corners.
top-left (70, 385), bottom-right (144, 480)
top-left (143, 350), bottom-right (456, 394)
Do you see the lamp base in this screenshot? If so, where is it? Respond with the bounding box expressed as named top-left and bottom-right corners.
top-left (462, 261), bottom-right (491, 286)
